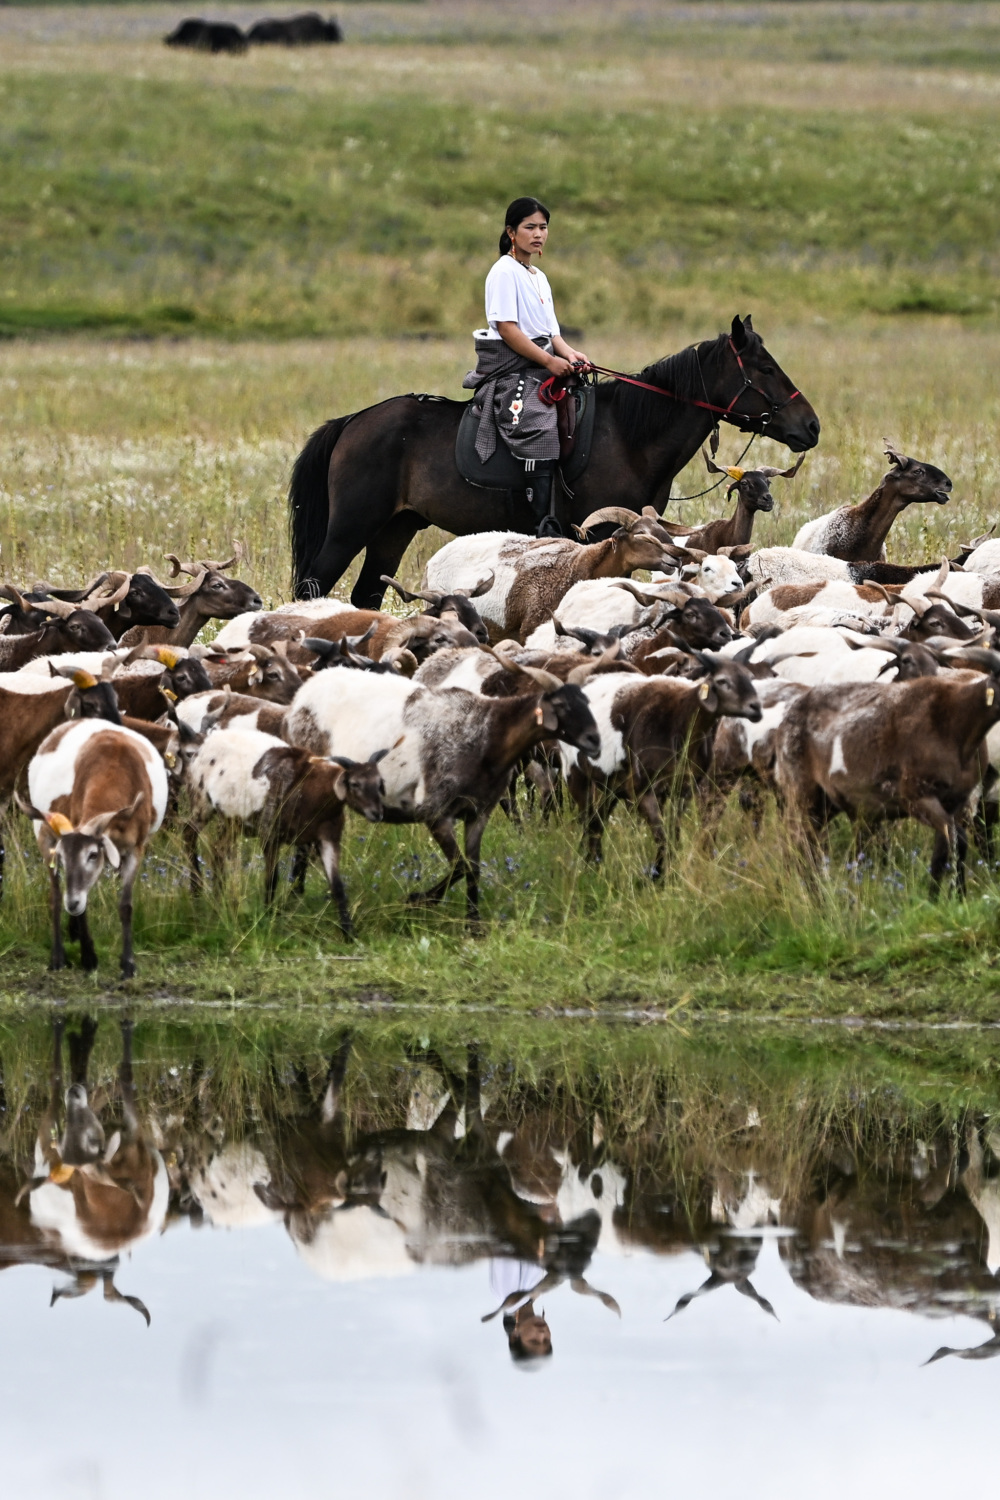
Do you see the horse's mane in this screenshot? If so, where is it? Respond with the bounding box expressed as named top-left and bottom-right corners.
top-left (602, 333), bottom-right (727, 451)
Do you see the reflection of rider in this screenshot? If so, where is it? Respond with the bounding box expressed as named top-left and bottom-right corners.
top-left (465, 196), bottom-right (589, 539)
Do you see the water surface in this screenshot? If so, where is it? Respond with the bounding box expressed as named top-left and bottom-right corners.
top-left (0, 1012), bottom-right (996, 1499)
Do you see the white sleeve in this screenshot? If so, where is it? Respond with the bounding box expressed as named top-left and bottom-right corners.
top-left (485, 260), bottom-right (520, 327)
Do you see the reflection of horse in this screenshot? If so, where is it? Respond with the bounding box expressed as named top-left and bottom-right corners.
top-left (288, 318), bottom-right (820, 607)
top-left (0, 1016), bottom-right (167, 1322)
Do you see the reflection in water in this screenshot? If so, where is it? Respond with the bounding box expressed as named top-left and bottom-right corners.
top-left (1, 1015), bottom-right (999, 1371)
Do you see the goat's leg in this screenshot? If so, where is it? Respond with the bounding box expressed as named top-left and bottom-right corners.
top-left (48, 864), bottom-right (67, 971)
top-left (567, 766), bottom-right (605, 863)
top-left (263, 837), bottom-right (282, 906)
top-left (74, 910), bottom-right (98, 973)
top-left (408, 819), bottom-right (467, 907)
top-left (636, 788), bottom-right (668, 879)
top-left (183, 819), bottom-right (203, 896)
top-left (117, 849), bottom-right (140, 979)
top-left (462, 812), bottom-right (490, 926)
top-left (317, 823), bottom-right (352, 937)
top-left (118, 1016), bottom-right (139, 1135)
top-left (912, 798), bottom-right (956, 898)
top-left (498, 768), bottom-right (520, 824)
top-left (289, 846), bottom-right (309, 894)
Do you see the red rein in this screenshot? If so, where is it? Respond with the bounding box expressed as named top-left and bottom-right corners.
top-left (538, 337), bottom-right (800, 425)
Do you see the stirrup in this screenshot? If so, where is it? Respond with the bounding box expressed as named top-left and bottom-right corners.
top-left (535, 513), bottom-right (565, 539)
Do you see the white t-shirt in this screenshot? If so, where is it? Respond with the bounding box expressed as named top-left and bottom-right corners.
top-left (483, 256), bottom-right (560, 341)
top-left (489, 1258), bottom-right (546, 1311)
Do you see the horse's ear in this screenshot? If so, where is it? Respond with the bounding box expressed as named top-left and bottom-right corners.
top-left (743, 314), bottom-right (754, 335)
top-left (730, 314), bottom-right (748, 350)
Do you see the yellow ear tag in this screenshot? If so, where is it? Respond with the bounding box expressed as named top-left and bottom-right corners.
top-left (987, 686), bottom-right (995, 707)
top-left (161, 687), bottom-right (178, 703)
top-left (164, 751), bottom-right (177, 769)
top-left (71, 670), bottom-right (97, 690)
top-left (156, 648), bottom-right (180, 669)
top-left (48, 1163), bottom-right (75, 1185)
top-left (725, 467), bottom-right (745, 481)
top-left (45, 812), bottom-right (73, 836)
top-left (698, 681), bottom-right (710, 701)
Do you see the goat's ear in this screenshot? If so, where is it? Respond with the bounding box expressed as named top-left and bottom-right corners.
top-left (697, 679), bottom-right (718, 712)
top-left (101, 836), bottom-right (121, 870)
top-left (332, 767), bottom-right (348, 801)
top-left (536, 702), bottom-right (559, 732)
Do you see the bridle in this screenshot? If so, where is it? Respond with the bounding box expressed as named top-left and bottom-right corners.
top-left (539, 335), bottom-right (802, 503)
top-left (577, 336), bottom-right (802, 431)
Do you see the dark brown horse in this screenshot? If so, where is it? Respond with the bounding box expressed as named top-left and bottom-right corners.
top-left (289, 315), bottom-right (820, 608)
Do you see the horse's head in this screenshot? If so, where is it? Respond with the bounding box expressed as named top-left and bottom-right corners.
top-left (724, 315), bottom-right (820, 454)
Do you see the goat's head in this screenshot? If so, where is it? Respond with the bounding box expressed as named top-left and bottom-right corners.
top-left (691, 652), bottom-right (762, 721)
top-left (381, 573), bottom-right (492, 645)
top-left (114, 571), bottom-right (181, 629)
top-left (702, 448), bottom-right (804, 515)
top-left (246, 643), bottom-right (303, 702)
top-left (881, 441), bottom-right (952, 508)
top-left (389, 614), bottom-right (480, 663)
top-left (674, 597), bottom-right (734, 651)
top-left (35, 601), bottom-right (117, 652)
top-left (161, 544), bottom-right (263, 619)
top-left (51, 665), bottom-right (123, 725)
top-left (23, 796), bottom-right (142, 915)
top-left (516, 664), bottom-right (601, 756)
top-left (328, 748), bottom-right (391, 823)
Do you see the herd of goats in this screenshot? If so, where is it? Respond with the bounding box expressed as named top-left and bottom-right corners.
top-left (3, 438), bottom-right (1000, 978)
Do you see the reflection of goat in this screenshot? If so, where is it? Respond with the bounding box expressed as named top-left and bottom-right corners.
top-left (4, 1016), bottom-right (163, 1322)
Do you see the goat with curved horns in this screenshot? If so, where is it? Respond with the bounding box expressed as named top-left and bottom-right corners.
top-left (607, 451), bottom-right (804, 556)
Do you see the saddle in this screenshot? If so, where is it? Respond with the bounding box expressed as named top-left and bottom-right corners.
top-left (455, 382), bottom-right (595, 492)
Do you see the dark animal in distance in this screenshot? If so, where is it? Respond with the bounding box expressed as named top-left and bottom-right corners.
top-left (164, 19), bottom-right (248, 52)
top-left (247, 13), bottom-right (342, 44)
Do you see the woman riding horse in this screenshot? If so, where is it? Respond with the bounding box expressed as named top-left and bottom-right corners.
top-left (464, 197), bottom-right (590, 537)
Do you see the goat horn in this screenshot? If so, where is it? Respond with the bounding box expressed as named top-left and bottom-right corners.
top-left (0, 583), bottom-right (33, 613)
top-left (464, 571), bottom-right (495, 599)
top-left (381, 574), bottom-right (435, 605)
top-left (756, 453), bottom-right (806, 481)
top-left (164, 567), bottom-right (208, 599)
top-left (882, 437), bottom-right (909, 467)
top-left (701, 448), bottom-right (726, 476)
top-left (961, 524), bottom-right (997, 552)
top-left (82, 570), bottom-right (131, 608)
top-left (940, 645), bottom-right (1000, 675)
top-left (517, 663), bottom-right (562, 691)
top-left (191, 542), bottom-right (243, 574)
top-left (566, 640), bottom-right (620, 684)
top-left (34, 595), bottom-right (81, 619)
top-left (578, 506), bottom-right (640, 535)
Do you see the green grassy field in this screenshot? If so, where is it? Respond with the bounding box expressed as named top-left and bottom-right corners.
top-left (4, 3), bottom-right (1000, 336)
top-left (4, 4), bottom-right (1000, 1012)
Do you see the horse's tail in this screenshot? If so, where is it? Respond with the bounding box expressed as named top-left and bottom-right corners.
top-left (288, 414), bottom-right (354, 598)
